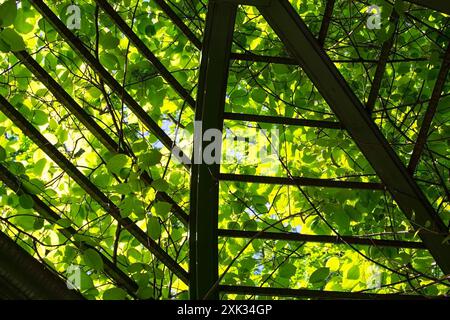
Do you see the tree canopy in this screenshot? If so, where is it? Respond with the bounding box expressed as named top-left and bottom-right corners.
top-left (0, 0), bottom-right (449, 300)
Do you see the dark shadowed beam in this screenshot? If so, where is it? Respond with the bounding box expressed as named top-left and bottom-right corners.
top-left (220, 173), bottom-right (384, 190)
top-left (0, 230), bottom-right (84, 300)
top-left (14, 50), bottom-right (189, 225)
top-left (366, 11), bottom-right (399, 114)
top-left (0, 94), bottom-right (189, 284)
top-left (94, 0), bottom-right (196, 109)
top-left (230, 53), bottom-right (429, 65)
top-left (257, 0), bottom-right (450, 274)
top-left (29, 0), bottom-right (187, 161)
top-left (318, 0), bottom-right (336, 46)
top-left (190, 1), bottom-right (237, 300)
top-left (408, 44), bottom-right (450, 173)
top-left (405, 0), bottom-right (450, 15)
top-left (0, 164), bottom-right (139, 296)
top-left (218, 229), bottom-right (426, 249)
top-left (219, 285), bottom-right (443, 300)
top-left (224, 112), bottom-right (343, 129)
top-left (230, 52), bottom-right (296, 64)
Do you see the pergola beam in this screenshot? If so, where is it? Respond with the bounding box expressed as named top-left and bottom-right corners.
top-left (405, 0), bottom-right (450, 15)
top-left (219, 285), bottom-right (440, 300)
top-left (366, 11), bottom-right (399, 114)
top-left (189, 1), bottom-right (237, 300)
top-left (14, 50), bottom-right (189, 226)
top-left (0, 230), bottom-right (84, 299)
top-left (224, 112), bottom-right (343, 129)
top-left (153, 0), bottom-right (202, 49)
top-left (220, 173), bottom-right (384, 190)
top-left (13, 51), bottom-right (120, 153)
top-left (256, 0), bottom-right (450, 274)
top-left (218, 229), bottom-right (426, 249)
top-left (318, 0), bottom-right (336, 46)
top-left (0, 164), bottom-right (139, 296)
top-left (0, 94), bottom-right (189, 284)
top-left (93, 0), bottom-right (196, 109)
top-left (408, 44), bottom-right (450, 173)
top-left (29, 0), bottom-right (186, 159)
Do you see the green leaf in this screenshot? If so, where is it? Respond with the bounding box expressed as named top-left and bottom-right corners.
top-left (14, 215), bottom-right (35, 230)
top-left (13, 10), bottom-right (33, 34)
top-left (127, 263), bottom-right (145, 273)
top-left (252, 195), bottom-right (267, 205)
top-left (119, 195), bottom-right (145, 218)
top-left (100, 32), bottom-right (120, 50)
top-left (151, 178), bottom-right (169, 192)
top-left (243, 219), bottom-right (257, 231)
top-left (93, 173), bottom-right (111, 189)
top-left (279, 263), bottom-right (296, 278)
top-left (83, 248), bottom-right (104, 271)
top-left (147, 216), bottom-right (161, 240)
top-left (251, 88), bottom-right (267, 103)
top-left (114, 182), bottom-right (132, 195)
top-left (333, 211), bottom-right (350, 232)
top-left (139, 149), bottom-right (162, 168)
top-left (32, 158), bottom-right (47, 176)
top-left (344, 204), bottom-right (362, 222)
top-left (77, 271), bottom-right (94, 291)
top-left (153, 201), bottom-right (172, 219)
top-left (272, 63), bottom-right (290, 74)
top-left (56, 218), bottom-right (72, 228)
top-left (346, 265), bottom-right (360, 280)
top-left (106, 154), bottom-right (130, 175)
top-left (100, 52), bottom-right (119, 70)
top-left (103, 287), bottom-right (127, 300)
top-left (0, 28), bottom-right (25, 51)
top-left (32, 110), bottom-right (48, 126)
top-left (137, 286), bottom-right (154, 299)
top-left (0, 0), bottom-right (17, 27)
top-left (229, 89), bottom-right (248, 105)
top-left (309, 267), bottom-right (330, 284)
top-left (325, 257), bottom-right (340, 272)
top-left (18, 194), bottom-right (34, 209)
top-left (33, 217), bottom-right (44, 230)
top-left (394, 0), bottom-right (405, 15)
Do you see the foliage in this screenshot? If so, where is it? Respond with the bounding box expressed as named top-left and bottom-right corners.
top-left (0, 0), bottom-right (448, 300)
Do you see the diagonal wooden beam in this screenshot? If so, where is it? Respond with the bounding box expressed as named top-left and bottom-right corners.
top-left (366, 11), bottom-right (399, 114)
top-left (257, 0), bottom-right (450, 274)
top-left (93, 0), bottom-right (196, 109)
top-left (13, 51), bottom-right (120, 153)
top-left (29, 0), bottom-right (187, 162)
top-left (0, 94), bottom-right (189, 284)
top-left (408, 44), bottom-right (450, 173)
top-left (153, 0), bottom-right (202, 49)
top-left (0, 230), bottom-right (84, 299)
top-left (0, 164), bottom-right (139, 296)
top-left (13, 50), bottom-right (188, 226)
top-left (318, 0), bottom-right (336, 46)
top-left (405, 0), bottom-right (450, 15)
